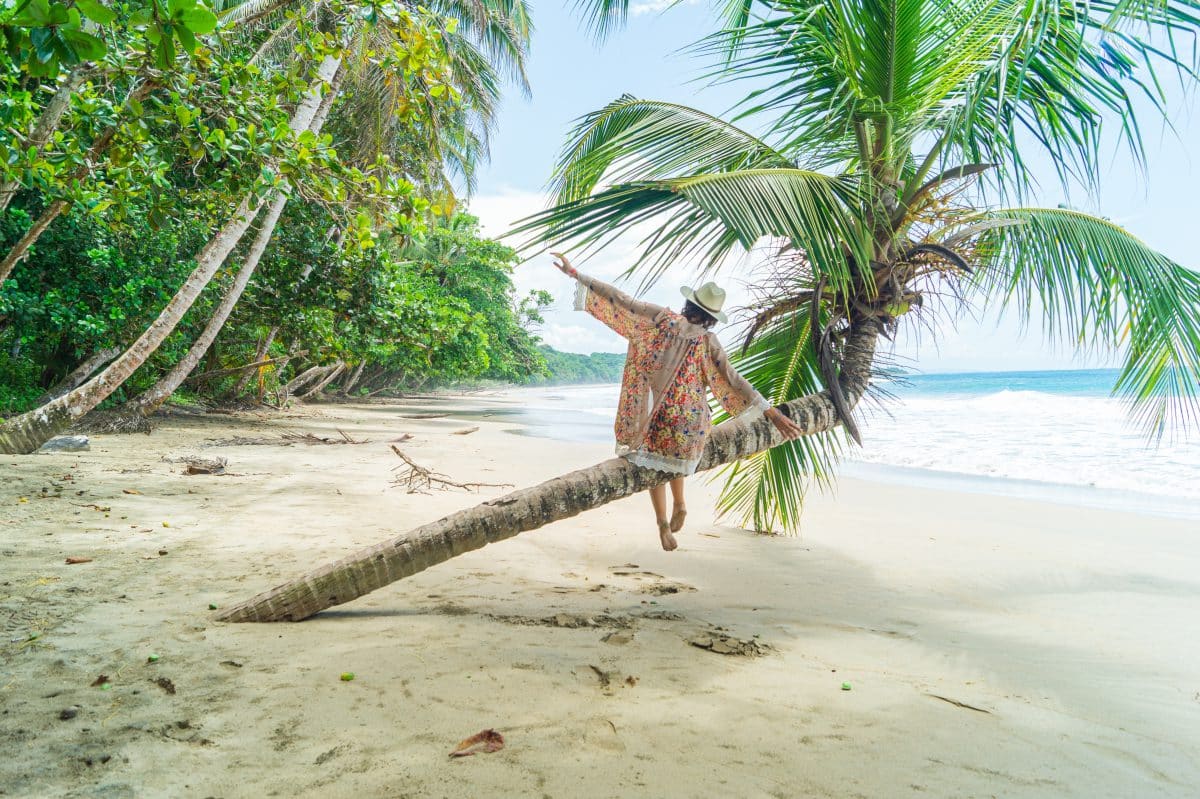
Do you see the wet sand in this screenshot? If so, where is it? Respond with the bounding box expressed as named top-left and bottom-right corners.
top-left (1, 397), bottom-right (1197, 798)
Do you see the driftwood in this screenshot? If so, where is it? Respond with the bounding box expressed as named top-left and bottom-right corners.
top-left (390, 445), bottom-right (514, 494)
top-left (206, 428), bottom-right (368, 447)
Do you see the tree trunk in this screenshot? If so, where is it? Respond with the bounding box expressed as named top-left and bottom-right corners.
top-left (0, 81), bottom-right (155, 287)
top-left (339, 360), bottom-right (366, 396)
top-left (123, 69), bottom-right (341, 418)
top-left (232, 328), bottom-right (278, 396)
top-left (124, 191), bottom-right (291, 416)
top-left (0, 67), bottom-right (87, 214)
top-left (0, 57), bottom-right (342, 454)
top-left (283, 363), bottom-right (328, 395)
top-left (300, 360), bottom-right (345, 398)
top-left (34, 346), bottom-right (121, 404)
top-left (218, 319), bottom-right (880, 623)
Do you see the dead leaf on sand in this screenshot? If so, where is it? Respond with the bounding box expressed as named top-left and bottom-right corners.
top-left (64, 556), bottom-right (93, 565)
top-left (90, 674), bottom-right (109, 687)
top-left (122, 488), bottom-right (141, 495)
top-left (451, 426), bottom-right (479, 435)
top-left (153, 676), bottom-right (177, 695)
top-left (449, 728), bottom-right (504, 757)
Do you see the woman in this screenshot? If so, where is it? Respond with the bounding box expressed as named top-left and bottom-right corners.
top-left (551, 253), bottom-right (804, 551)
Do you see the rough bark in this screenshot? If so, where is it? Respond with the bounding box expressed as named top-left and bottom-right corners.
top-left (0, 67), bottom-right (87, 214)
top-left (339, 361), bottom-right (366, 396)
top-left (218, 319), bottom-right (880, 623)
top-left (34, 346), bottom-right (121, 404)
top-left (0, 81), bottom-right (155, 286)
top-left (283, 364), bottom-right (329, 395)
top-left (0, 57), bottom-right (342, 454)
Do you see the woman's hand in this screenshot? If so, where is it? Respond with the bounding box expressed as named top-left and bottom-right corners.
top-left (550, 251), bottom-right (578, 278)
top-left (765, 406), bottom-right (804, 440)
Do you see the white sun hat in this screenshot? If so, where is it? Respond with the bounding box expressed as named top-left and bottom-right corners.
top-left (680, 282), bottom-right (729, 323)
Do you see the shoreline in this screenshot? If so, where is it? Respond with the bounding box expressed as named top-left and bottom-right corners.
top-left (2, 397), bottom-right (1197, 797)
top-left (387, 383), bottom-right (1200, 522)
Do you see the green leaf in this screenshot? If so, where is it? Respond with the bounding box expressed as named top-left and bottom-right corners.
top-left (969, 207), bottom-right (1200, 438)
top-left (179, 5), bottom-right (217, 35)
top-left (60, 29), bottom-right (105, 61)
top-left (74, 0), bottom-right (117, 24)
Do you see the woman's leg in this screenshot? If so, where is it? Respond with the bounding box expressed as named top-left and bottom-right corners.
top-left (649, 483), bottom-right (677, 551)
top-left (668, 477), bottom-right (687, 532)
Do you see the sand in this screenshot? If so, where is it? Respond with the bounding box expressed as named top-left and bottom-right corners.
top-left (1, 396), bottom-right (1197, 798)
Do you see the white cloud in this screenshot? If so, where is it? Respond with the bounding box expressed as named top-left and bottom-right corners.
top-left (630, 0), bottom-right (702, 17)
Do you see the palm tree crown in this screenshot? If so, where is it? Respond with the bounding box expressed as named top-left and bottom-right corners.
top-left (515, 0), bottom-right (1200, 531)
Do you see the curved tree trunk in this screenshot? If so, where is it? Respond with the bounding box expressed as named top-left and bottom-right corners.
top-left (218, 319), bottom-right (879, 623)
top-left (0, 57), bottom-right (342, 454)
top-left (300, 361), bottom-right (345, 398)
top-left (122, 69), bottom-right (342, 419)
top-left (0, 67), bottom-right (88, 214)
top-left (283, 363), bottom-right (329, 395)
top-left (338, 360), bottom-right (366, 396)
top-left (123, 191), bottom-right (291, 417)
top-left (34, 346), bottom-right (121, 404)
top-left (232, 328), bottom-right (278, 396)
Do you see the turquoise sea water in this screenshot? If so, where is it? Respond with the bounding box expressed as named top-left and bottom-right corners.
top-left (488, 368), bottom-right (1199, 519)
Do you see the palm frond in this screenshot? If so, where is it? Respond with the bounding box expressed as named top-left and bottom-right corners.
top-left (513, 168), bottom-right (867, 290)
top-left (970, 207), bottom-right (1200, 438)
top-left (551, 95), bottom-right (794, 205)
top-left (712, 298), bottom-right (845, 532)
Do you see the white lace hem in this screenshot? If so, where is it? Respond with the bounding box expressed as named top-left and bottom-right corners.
top-left (573, 280), bottom-right (589, 311)
top-left (618, 445), bottom-right (699, 476)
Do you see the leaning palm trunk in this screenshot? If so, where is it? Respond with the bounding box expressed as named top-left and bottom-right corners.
top-left (232, 328), bottom-right (278, 396)
top-left (122, 71), bottom-right (342, 419)
top-left (0, 67), bottom-right (87, 214)
top-left (217, 319), bottom-right (878, 622)
top-left (0, 56), bottom-right (342, 455)
top-left (34, 346), bottom-right (121, 404)
top-left (122, 191), bottom-right (291, 418)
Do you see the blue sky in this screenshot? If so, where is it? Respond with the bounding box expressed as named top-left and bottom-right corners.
top-left (465, 3), bottom-right (1199, 373)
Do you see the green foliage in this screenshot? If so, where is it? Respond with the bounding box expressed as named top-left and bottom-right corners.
top-left (529, 346), bottom-right (624, 385)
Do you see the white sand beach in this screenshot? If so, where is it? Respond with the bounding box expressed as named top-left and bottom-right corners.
top-left (2, 395), bottom-right (1197, 798)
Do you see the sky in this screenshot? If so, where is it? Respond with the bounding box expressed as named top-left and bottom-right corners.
top-left (464, 3), bottom-right (1199, 373)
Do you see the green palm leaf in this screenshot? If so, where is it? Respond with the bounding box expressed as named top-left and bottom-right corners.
top-left (964, 207), bottom-right (1200, 438)
top-left (711, 300), bottom-right (845, 532)
top-left (552, 96), bottom-right (794, 205)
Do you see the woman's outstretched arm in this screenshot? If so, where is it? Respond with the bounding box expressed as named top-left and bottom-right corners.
top-left (551, 253), bottom-right (666, 333)
top-left (705, 334), bottom-right (805, 439)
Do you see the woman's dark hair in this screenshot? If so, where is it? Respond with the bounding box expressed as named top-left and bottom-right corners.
top-left (681, 299), bottom-right (718, 328)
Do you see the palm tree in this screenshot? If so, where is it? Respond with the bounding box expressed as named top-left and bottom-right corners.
top-left (218, 0), bottom-right (1200, 622)
top-left (517, 0), bottom-right (1200, 531)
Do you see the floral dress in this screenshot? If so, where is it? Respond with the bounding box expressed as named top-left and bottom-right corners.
top-left (573, 272), bottom-right (770, 475)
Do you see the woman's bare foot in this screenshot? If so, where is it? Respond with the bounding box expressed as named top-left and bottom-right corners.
top-left (669, 506), bottom-right (687, 533)
top-left (657, 520), bottom-right (678, 551)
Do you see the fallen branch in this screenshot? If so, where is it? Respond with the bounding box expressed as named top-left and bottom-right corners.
top-left (282, 429), bottom-right (369, 445)
top-left (390, 445), bottom-right (513, 494)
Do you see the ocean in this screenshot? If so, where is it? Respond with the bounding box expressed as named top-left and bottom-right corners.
top-left (483, 369), bottom-right (1199, 520)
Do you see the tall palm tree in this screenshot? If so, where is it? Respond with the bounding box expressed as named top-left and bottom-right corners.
top-left (516, 0), bottom-right (1200, 531)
